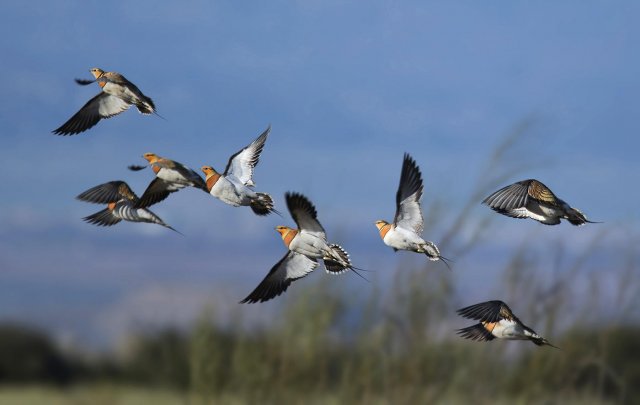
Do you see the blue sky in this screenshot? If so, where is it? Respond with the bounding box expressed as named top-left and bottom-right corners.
top-left (0, 1), bottom-right (638, 347)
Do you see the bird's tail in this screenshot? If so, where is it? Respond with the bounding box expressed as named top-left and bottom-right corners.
top-left (420, 241), bottom-right (453, 270)
top-left (250, 193), bottom-right (279, 216)
top-left (566, 208), bottom-right (600, 226)
top-left (135, 95), bottom-right (157, 116)
top-left (532, 336), bottom-right (561, 350)
top-left (323, 244), bottom-right (352, 274)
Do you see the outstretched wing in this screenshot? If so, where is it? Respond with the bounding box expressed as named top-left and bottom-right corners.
top-left (393, 153), bottom-right (424, 234)
top-left (135, 178), bottom-right (180, 208)
top-left (483, 179), bottom-right (561, 221)
top-left (165, 160), bottom-right (208, 191)
top-left (53, 92), bottom-right (130, 135)
top-left (456, 300), bottom-right (516, 323)
top-left (82, 208), bottom-right (122, 227)
top-left (240, 252), bottom-right (318, 304)
top-left (483, 180), bottom-right (530, 214)
top-left (286, 192), bottom-right (325, 237)
top-left (456, 324), bottom-right (496, 342)
top-left (224, 125), bottom-right (271, 186)
top-left (76, 181), bottom-right (137, 204)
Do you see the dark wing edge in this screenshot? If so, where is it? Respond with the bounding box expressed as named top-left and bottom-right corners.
top-left (53, 93), bottom-right (105, 135)
top-left (240, 252), bottom-right (314, 304)
top-left (456, 324), bottom-right (496, 342)
top-left (456, 300), bottom-right (513, 323)
top-left (395, 153), bottom-right (424, 210)
top-left (285, 192), bottom-right (323, 232)
top-left (76, 181), bottom-right (134, 204)
top-left (240, 251), bottom-right (318, 304)
top-left (223, 125), bottom-right (271, 176)
top-left (135, 178), bottom-right (174, 208)
top-left (482, 180), bottom-right (530, 212)
top-left (82, 209), bottom-right (121, 227)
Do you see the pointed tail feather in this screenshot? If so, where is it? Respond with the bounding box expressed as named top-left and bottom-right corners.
top-left (567, 208), bottom-right (600, 226)
top-left (438, 255), bottom-right (453, 271)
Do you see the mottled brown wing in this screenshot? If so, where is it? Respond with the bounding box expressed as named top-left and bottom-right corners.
top-left (527, 180), bottom-right (559, 204)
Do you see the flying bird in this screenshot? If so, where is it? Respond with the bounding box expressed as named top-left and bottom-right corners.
top-left (456, 300), bottom-right (558, 348)
top-left (131, 153), bottom-right (208, 208)
top-left (200, 125), bottom-right (277, 216)
top-left (53, 67), bottom-right (157, 135)
top-left (76, 181), bottom-right (180, 233)
top-left (482, 179), bottom-right (597, 226)
top-left (241, 192), bottom-right (361, 304)
top-left (374, 153), bottom-right (450, 270)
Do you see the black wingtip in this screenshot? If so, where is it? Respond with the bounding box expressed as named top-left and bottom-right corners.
top-left (128, 164), bottom-right (147, 171)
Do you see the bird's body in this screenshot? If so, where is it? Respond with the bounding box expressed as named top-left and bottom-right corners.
top-left (134, 153), bottom-right (208, 208)
top-left (483, 179), bottom-right (595, 226)
top-left (240, 192), bottom-right (356, 303)
top-left (201, 126), bottom-right (276, 216)
top-left (375, 153), bottom-right (449, 268)
top-left (97, 71), bottom-right (155, 114)
top-left (76, 181), bottom-right (178, 233)
top-left (456, 300), bottom-right (558, 348)
top-left (206, 173), bottom-right (255, 206)
top-left (53, 68), bottom-right (156, 135)
top-left (378, 223), bottom-right (436, 254)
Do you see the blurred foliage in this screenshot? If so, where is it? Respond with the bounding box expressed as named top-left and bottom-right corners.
top-left (0, 323), bottom-right (77, 385)
top-left (1, 299), bottom-right (637, 403)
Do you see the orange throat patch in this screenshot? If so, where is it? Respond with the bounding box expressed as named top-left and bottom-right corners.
top-left (378, 223), bottom-right (392, 239)
top-left (205, 172), bottom-right (221, 191)
top-left (281, 229), bottom-right (298, 248)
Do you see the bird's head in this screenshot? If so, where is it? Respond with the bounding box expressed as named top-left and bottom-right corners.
top-left (142, 153), bottom-right (159, 164)
top-left (275, 226), bottom-right (291, 237)
top-left (374, 220), bottom-right (389, 231)
top-left (275, 226), bottom-right (297, 247)
top-left (201, 166), bottom-right (219, 177)
top-left (89, 68), bottom-right (104, 78)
